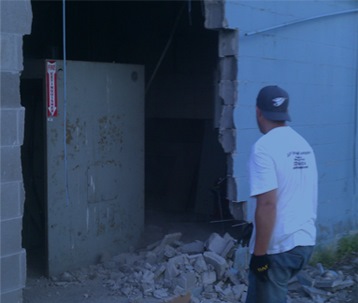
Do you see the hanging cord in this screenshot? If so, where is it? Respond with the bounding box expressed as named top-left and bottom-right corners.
top-left (188, 0), bottom-right (192, 26)
top-left (145, 5), bottom-right (185, 94)
top-left (62, 0), bottom-right (70, 205)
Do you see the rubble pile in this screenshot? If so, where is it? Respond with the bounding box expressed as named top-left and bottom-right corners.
top-left (289, 261), bottom-right (358, 303)
top-left (53, 233), bottom-right (358, 303)
top-left (99, 232), bottom-right (248, 303)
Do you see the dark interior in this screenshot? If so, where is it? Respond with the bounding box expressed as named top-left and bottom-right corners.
top-left (21, 0), bottom-right (229, 275)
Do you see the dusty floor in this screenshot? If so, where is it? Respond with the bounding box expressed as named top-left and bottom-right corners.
top-left (23, 211), bottom-right (358, 303)
top-left (23, 210), bottom-right (236, 303)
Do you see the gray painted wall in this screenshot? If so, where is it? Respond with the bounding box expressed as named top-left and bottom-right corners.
top-left (222, 1), bottom-right (358, 242)
top-left (1, 1), bottom-right (32, 302)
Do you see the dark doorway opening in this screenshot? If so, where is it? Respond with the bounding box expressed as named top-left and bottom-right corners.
top-left (20, 79), bottom-right (47, 275)
top-left (21, 0), bottom-right (227, 276)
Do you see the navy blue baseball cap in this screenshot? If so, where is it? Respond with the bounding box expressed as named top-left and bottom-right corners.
top-left (256, 85), bottom-right (291, 122)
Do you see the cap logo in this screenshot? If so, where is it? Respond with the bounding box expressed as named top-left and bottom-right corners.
top-left (272, 97), bottom-right (286, 107)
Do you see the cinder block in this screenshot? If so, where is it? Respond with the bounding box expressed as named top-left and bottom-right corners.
top-left (0, 0), bottom-right (32, 34)
top-left (180, 241), bottom-right (205, 254)
top-left (165, 255), bottom-right (188, 279)
top-left (219, 56), bottom-right (238, 81)
top-left (176, 272), bottom-right (197, 290)
top-left (0, 182), bottom-right (22, 220)
top-left (219, 80), bottom-right (237, 105)
top-left (0, 110), bottom-right (17, 146)
top-left (219, 105), bottom-right (234, 129)
top-left (0, 146), bottom-right (22, 182)
top-left (206, 233), bottom-right (227, 255)
top-left (1, 217), bottom-right (22, 256)
top-left (0, 33), bottom-right (24, 72)
top-left (1, 109), bottom-right (24, 146)
top-left (203, 0), bottom-right (225, 29)
top-left (201, 270), bottom-right (217, 285)
top-left (206, 232), bottom-right (235, 258)
top-left (190, 254), bottom-right (208, 273)
top-left (203, 251), bottom-right (228, 279)
top-left (0, 251), bottom-right (25, 292)
top-left (0, 72), bottom-right (21, 108)
top-left (219, 128), bottom-right (236, 153)
top-left (221, 235), bottom-right (236, 258)
top-left (219, 30), bottom-right (238, 57)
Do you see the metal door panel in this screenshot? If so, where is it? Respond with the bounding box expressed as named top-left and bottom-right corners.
top-left (46, 60), bottom-right (144, 276)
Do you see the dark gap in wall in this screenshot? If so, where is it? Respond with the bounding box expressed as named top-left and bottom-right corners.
top-left (20, 79), bottom-right (47, 276)
top-left (22, 0), bottom-right (227, 275)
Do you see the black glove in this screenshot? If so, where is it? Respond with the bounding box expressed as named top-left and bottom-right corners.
top-left (249, 254), bottom-right (270, 282)
top-left (240, 222), bottom-right (253, 247)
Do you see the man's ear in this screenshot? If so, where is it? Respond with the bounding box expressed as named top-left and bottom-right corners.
top-left (256, 106), bottom-right (262, 118)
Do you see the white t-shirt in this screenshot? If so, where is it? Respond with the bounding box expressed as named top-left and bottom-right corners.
top-left (249, 126), bottom-right (318, 254)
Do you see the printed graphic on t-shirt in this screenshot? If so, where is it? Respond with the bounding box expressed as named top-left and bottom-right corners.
top-left (287, 151), bottom-right (311, 169)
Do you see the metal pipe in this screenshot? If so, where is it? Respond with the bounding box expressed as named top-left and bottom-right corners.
top-left (245, 9), bottom-right (358, 36)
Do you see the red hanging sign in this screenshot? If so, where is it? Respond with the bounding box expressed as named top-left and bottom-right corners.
top-left (46, 61), bottom-right (58, 117)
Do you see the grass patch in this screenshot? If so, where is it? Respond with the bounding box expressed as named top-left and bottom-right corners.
top-left (336, 233), bottom-right (358, 256)
top-left (310, 233), bottom-right (358, 267)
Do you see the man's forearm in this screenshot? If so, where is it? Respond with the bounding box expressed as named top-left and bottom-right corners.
top-left (254, 190), bottom-right (277, 255)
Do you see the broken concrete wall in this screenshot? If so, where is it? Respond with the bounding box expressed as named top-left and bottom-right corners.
top-left (218, 1), bottom-right (358, 242)
top-left (204, 1), bottom-right (245, 219)
top-left (0, 1), bottom-right (33, 302)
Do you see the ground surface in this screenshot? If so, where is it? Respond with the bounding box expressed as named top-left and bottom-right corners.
top-left (23, 211), bottom-right (358, 303)
top-left (24, 211), bottom-right (227, 303)
top-left (23, 256), bottom-right (358, 303)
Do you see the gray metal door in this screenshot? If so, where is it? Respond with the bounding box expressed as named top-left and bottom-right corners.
top-left (46, 60), bottom-right (144, 276)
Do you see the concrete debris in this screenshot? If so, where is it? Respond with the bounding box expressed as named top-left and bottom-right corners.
top-left (180, 241), bottom-right (205, 254)
top-left (203, 251), bottom-right (228, 279)
top-left (52, 233), bottom-right (357, 303)
top-left (289, 262), bottom-right (357, 303)
top-left (205, 232), bottom-right (237, 260)
top-left (302, 285), bottom-right (331, 302)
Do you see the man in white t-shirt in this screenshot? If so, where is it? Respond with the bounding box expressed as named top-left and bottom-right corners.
top-left (246, 85), bottom-right (318, 303)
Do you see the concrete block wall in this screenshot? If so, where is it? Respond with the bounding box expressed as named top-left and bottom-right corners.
top-left (217, 30), bottom-right (239, 203)
top-left (222, 1), bottom-right (358, 242)
top-left (1, 1), bottom-right (32, 302)
top-left (205, 0), bottom-right (239, 204)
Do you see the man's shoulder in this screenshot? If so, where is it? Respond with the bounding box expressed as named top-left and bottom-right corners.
top-left (254, 126), bottom-right (313, 154)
